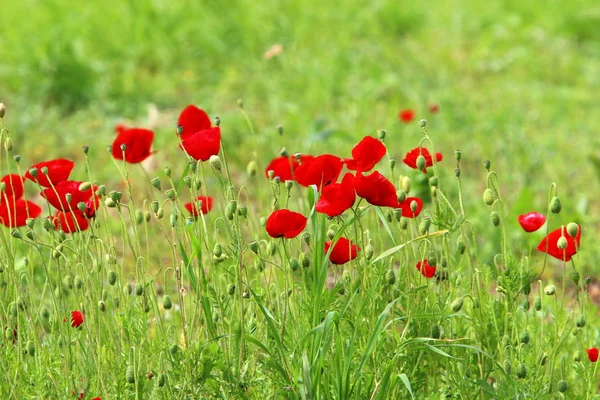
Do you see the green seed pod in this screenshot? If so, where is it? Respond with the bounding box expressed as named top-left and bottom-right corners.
top-left (516, 363), bottom-right (527, 379)
top-left (238, 206), bottom-right (248, 218)
top-left (151, 177), bottom-right (162, 190)
top-left (385, 269), bottom-right (396, 285)
top-left (567, 222), bottom-right (579, 238)
top-left (170, 344), bottom-right (178, 355)
top-left (135, 283), bottom-right (144, 296)
top-left (227, 284), bottom-right (236, 295)
top-left (150, 201), bottom-right (159, 214)
top-left (419, 217), bottom-right (431, 234)
top-left (534, 296), bottom-right (542, 311)
top-left (416, 155), bottom-right (426, 171)
top-left (126, 366), bottom-right (135, 384)
top-left (326, 229), bottom-right (335, 240)
top-left (365, 244), bottom-right (374, 261)
top-left (490, 211), bottom-right (501, 227)
top-left (249, 241), bottom-right (259, 254)
top-left (451, 297), bottom-right (464, 312)
top-left (483, 189), bottom-right (495, 205)
top-left (576, 315), bottom-right (586, 328)
top-left (299, 252), bottom-right (310, 268)
top-left (400, 176), bottom-right (411, 194)
top-left (284, 180), bottom-right (294, 190)
top-left (163, 295), bottom-right (172, 310)
top-left (557, 380), bottom-right (568, 393)
top-left (520, 330), bottom-right (530, 345)
top-left (397, 190), bottom-right (407, 203)
top-left (289, 257), bottom-right (300, 271)
top-left (544, 285), bottom-right (556, 295)
top-left (455, 168), bottom-right (461, 178)
top-left (557, 236), bottom-right (567, 249)
top-left (135, 209), bottom-right (144, 224)
top-left (108, 271), bottom-right (117, 285)
top-left (550, 196), bottom-right (561, 214)
top-left (98, 300), bottom-right (106, 312)
top-left (27, 340), bottom-right (35, 357)
top-left (429, 176), bottom-right (438, 187)
top-left (25, 229), bottom-right (34, 240)
top-left (209, 155), bottom-right (222, 171)
top-left (431, 324), bottom-right (441, 339)
top-left (74, 275), bottom-right (83, 290)
top-left (213, 243), bottom-right (222, 258)
top-left (165, 189), bottom-right (176, 201)
top-left (389, 158), bottom-right (396, 170)
top-left (302, 232), bottom-right (311, 245)
top-left (11, 229), bottom-right (22, 239)
top-left (158, 373), bottom-right (167, 387)
top-left (571, 271), bottom-right (580, 285)
top-left (377, 129), bottom-right (386, 140)
top-left (483, 160), bottom-right (491, 170)
top-left (247, 160), bottom-right (258, 177)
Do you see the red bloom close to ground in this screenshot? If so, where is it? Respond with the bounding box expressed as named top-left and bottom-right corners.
top-left (112, 126), bottom-right (155, 164)
top-left (294, 154), bottom-right (343, 188)
top-left (0, 199), bottom-right (42, 228)
top-left (180, 127), bottom-right (221, 161)
top-left (71, 310), bottom-right (84, 328)
top-left (354, 171), bottom-right (399, 208)
top-left (399, 109), bottom-right (415, 123)
top-left (518, 212), bottom-right (546, 232)
top-left (416, 260), bottom-right (436, 278)
top-left (315, 173), bottom-right (356, 217)
top-left (41, 180), bottom-right (97, 212)
top-left (265, 155), bottom-right (314, 181)
top-left (429, 104), bottom-right (440, 114)
top-left (398, 197), bottom-right (423, 218)
top-left (25, 159), bottom-right (75, 188)
top-left (324, 237), bottom-right (360, 265)
top-left (537, 225), bottom-right (581, 262)
top-left (265, 209), bottom-right (307, 238)
top-left (403, 147), bottom-right (443, 173)
top-left (587, 347), bottom-right (599, 362)
top-left (177, 105), bottom-right (212, 141)
top-left (184, 196), bottom-right (213, 216)
top-left (53, 211), bottom-right (89, 233)
top-left (0, 174), bottom-right (24, 202)
top-left (344, 136), bottom-right (386, 172)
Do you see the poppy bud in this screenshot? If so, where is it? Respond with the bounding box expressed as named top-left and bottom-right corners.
top-left (209, 155), bottom-right (222, 171)
top-left (260, 216), bottom-right (267, 226)
top-left (302, 232), bottom-right (311, 244)
top-left (400, 176), bottom-right (411, 193)
top-left (451, 297), bottom-right (464, 312)
top-left (429, 176), bottom-right (438, 187)
top-left (327, 229), bottom-right (335, 240)
top-left (244, 160), bottom-right (258, 178)
top-left (556, 235), bottom-right (567, 249)
top-left (108, 271), bottom-right (117, 286)
top-left (457, 235), bottom-right (466, 254)
top-left (227, 284), bottom-right (236, 295)
top-left (77, 201), bottom-right (86, 213)
top-left (483, 160), bottom-right (491, 171)
top-left (135, 283), bottom-right (144, 296)
top-left (165, 189), bottom-right (175, 201)
top-left (10, 228), bottom-right (22, 239)
top-left (267, 170), bottom-right (275, 180)
top-left (27, 340), bottom-right (35, 357)
top-left (377, 129), bottom-right (386, 140)
top-left (550, 196), bottom-right (561, 214)
top-left (544, 285), bottom-right (556, 295)
top-left (0, 103), bottom-right (5, 118)
top-left (419, 218), bottom-right (431, 235)
top-left (576, 315), bottom-right (586, 328)
top-left (419, 119), bottom-right (427, 128)
top-left (396, 190), bottom-right (407, 203)
top-left (399, 217), bottom-right (408, 230)
top-left (410, 200), bottom-right (418, 213)
top-left (455, 168), bottom-right (461, 178)
top-left (279, 147), bottom-right (288, 157)
top-left (385, 269), bottom-right (396, 285)
top-left (566, 222), bottom-right (579, 238)
top-left (126, 366), bottom-right (135, 384)
top-left (105, 198), bottom-right (116, 208)
top-left (570, 271), bottom-right (580, 285)
top-left (161, 166), bottom-right (170, 178)
top-left (163, 295), bottom-right (172, 310)
top-left (516, 363), bottom-right (527, 379)
top-left (74, 275), bottom-right (83, 290)
top-left (284, 180), bottom-right (293, 190)
top-left (150, 201), bottom-right (159, 214)
top-left (97, 300), bottom-right (106, 312)
top-left (156, 208), bottom-right (164, 219)
top-left (158, 373), bottom-right (167, 387)
top-left (520, 330), bottom-right (530, 345)
top-left (133, 209), bottom-right (143, 224)
top-left (483, 189), bottom-right (495, 205)
top-left (255, 259), bottom-right (265, 271)
top-left (225, 202), bottom-right (236, 220)
top-left (431, 324), bottom-right (441, 339)
top-left (389, 159), bottom-right (396, 170)
top-left (267, 241), bottom-right (276, 256)
top-left (416, 155), bottom-right (426, 171)
top-left (4, 138), bottom-right (13, 152)
top-left (539, 353), bottom-right (548, 366)
top-left (96, 185), bottom-right (106, 196)
top-left (557, 380), bottom-right (568, 393)
top-left (534, 296), bottom-right (541, 311)
top-left (25, 229), bottom-right (34, 240)
top-left (289, 258), bottom-right (300, 271)
top-left (299, 252), bottom-right (310, 268)
top-left (503, 360), bottom-right (511, 374)
top-left (238, 206), bottom-right (248, 218)
top-left (490, 211), bottom-right (501, 227)
top-left (213, 243), bottom-right (222, 258)
top-left (151, 177), bottom-right (162, 190)
top-left (427, 252), bottom-right (437, 267)
top-left (249, 241), bottom-right (259, 254)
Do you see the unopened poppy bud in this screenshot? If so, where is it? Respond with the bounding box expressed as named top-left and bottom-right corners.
top-left (11, 229), bottom-right (22, 239)
top-left (25, 229), bottom-right (34, 240)
top-left (399, 217), bottom-right (408, 230)
top-left (410, 200), bottom-right (418, 213)
top-left (451, 297), bottom-right (464, 312)
top-left (25, 218), bottom-right (35, 229)
top-left (165, 189), bottom-right (176, 200)
top-left (126, 366), bottom-right (135, 384)
top-left (135, 283), bottom-right (144, 296)
top-left (534, 296), bottom-right (542, 311)
top-left (377, 129), bottom-right (386, 140)
top-left (457, 235), bottom-right (466, 254)
top-left (573, 351), bottom-right (582, 362)
top-left (279, 147), bottom-right (288, 157)
top-left (431, 324), bottom-right (441, 339)
top-left (77, 201), bottom-right (86, 213)
top-left (302, 232), bottom-right (311, 244)
top-left (483, 160), bottom-right (491, 171)
top-left (503, 360), bottom-right (511, 374)
top-left (385, 269), bottom-right (396, 285)
top-left (455, 150), bottom-right (461, 162)
top-left (520, 330), bottom-right (530, 345)
top-left (429, 176), bottom-right (438, 187)
top-left (392, 208), bottom-right (402, 222)
top-left (483, 189), bottom-right (495, 205)
top-left (364, 244), bottom-right (374, 260)
top-left (41, 217), bottom-right (51, 231)
top-left (427, 252), bottom-right (437, 267)
top-left (490, 211), bottom-right (501, 227)
top-left (209, 155), bottom-right (222, 171)
top-left (108, 271), bottom-right (117, 285)
top-left (151, 177), bottom-right (162, 190)
top-left (576, 315), bottom-right (586, 328)
top-left (260, 216), bottom-right (266, 226)
top-left (267, 241), bottom-right (277, 256)
top-left (516, 363), bottom-right (527, 379)
top-left (132, 209), bottom-right (143, 224)
top-left (0, 103), bottom-right (5, 118)
top-left (556, 235), bottom-right (567, 249)
top-left (267, 170), bottom-right (275, 180)
top-left (226, 202), bottom-right (236, 220)
top-left (156, 208), bottom-right (164, 219)
top-left (455, 168), bottom-right (461, 178)
top-left (276, 124), bottom-right (283, 135)
top-left (544, 284), bottom-right (556, 295)
top-left (285, 180), bottom-right (293, 190)
top-left (96, 185), bottom-right (106, 196)
top-left (557, 380), bottom-right (568, 393)
top-left (238, 205), bottom-right (248, 218)
top-left (419, 119), bottom-right (427, 128)
top-left (105, 198), bottom-right (116, 208)
top-left (249, 241), bottom-right (259, 254)
top-left (74, 275), bottom-right (83, 289)
top-left (150, 201), bottom-right (159, 214)
top-left (110, 191), bottom-right (122, 203)
top-left (98, 300), bottom-right (106, 312)
top-left (397, 190), bottom-right (407, 203)
top-left (550, 196), bottom-right (561, 214)
top-left (13, 155), bottom-right (20, 162)
top-left (64, 193), bottom-right (73, 205)
top-left (387, 158), bottom-right (396, 170)
top-left (326, 229), bottom-right (335, 240)
top-left (255, 259), bottom-right (265, 271)
top-left (566, 222), bottom-right (579, 238)
top-left (419, 217), bottom-right (431, 234)
top-left (82, 145), bottom-right (89, 154)
top-left (163, 295), bottom-right (172, 310)
top-left (169, 213), bottom-right (177, 227)
top-left (227, 283), bottom-right (236, 296)
top-left (26, 340), bottom-right (35, 357)
top-left (289, 257), bottom-right (300, 271)
top-left (400, 176), bottom-right (411, 193)
top-left (299, 252), bottom-right (310, 268)
top-left (78, 181), bottom-right (92, 192)
top-left (213, 243), bottom-right (222, 258)
top-left (4, 138), bottom-right (13, 152)
top-left (571, 271), bottom-right (580, 284)
top-left (416, 155), bottom-right (426, 171)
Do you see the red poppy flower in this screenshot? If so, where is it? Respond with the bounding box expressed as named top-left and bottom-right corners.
top-left (0, 174), bottom-right (24, 202)
top-left (518, 212), bottom-right (546, 232)
top-left (177, 105), bottom-right (212, 141)
top-left (354, 171), bottom-right (399, 208)
top-left (53, 211), bottom-right (89, 233)
top-left (41, 180), bottom-right (98, 212)
top-left (180, 127), bottom-right (221, 161)
top-left (403, 147), bottom-right (443, 173)
top-left (398, 197), bottom-right (423, 218)
top-left (399, 109), bottom-right (415, 123)
top-left (429, 104), bottom-right (440, 114)
top-left (295, 154), bottom-right (343, 188)
top-left (184, 196), bottom-right (213, 216)
top-left (0, 199), bottom-right (42, 228)
top-left (25, 159), bottom-right (75, 188)
top-left (315, 173), bottom-right (356, 217)
top-left (265, 155), bottom-right (315, 181)
top-left (265, 209), bottom-right (307, 238)
top-left (537, 225), bottom-right (581, 262)
top-left (344, 136), bottom-right (386, 172)
top-left (112, 126), bottom-right (155, 164)
top-left (587, 347), bottom-right (599, 362)
top-left (324, 237), bottom-right (360, 265)
top-left (416, 260), bottom-right (436, 278)
top-left (84, 196), bottom-right (101, 219)
top-left (71, 310), bottom-right (84, 328)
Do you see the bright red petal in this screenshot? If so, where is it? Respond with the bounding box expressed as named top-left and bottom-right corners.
top-left (53, 211), bottom-right (89, 233)
top-left (315, 173), bottom-right (356, 217)
top-left (0, 174), bottom-right (24, 201)
top-left (265, 209), bottom-right (307, 238)
top-left (294, 155), bottom-right (343, 188)
top-left (537, 225), bottom-right (581, 262)
top-left (416, 260), bottom-right (436, 278)
top-left (344, 136), bottom-right (386, 172)
top-left (184, 196), bottom-right (213, 217)
top-left (354, 171), bottom-right (399, 208)
top-left (518, 212), bottom-right (546, 232)
top-left (324, 237), bottom-right (360, 265)
top-left (41, 180), bottom-right (96, 211)
top-left (25, 159), bottom-right (75, 188)
top-left (180, 127), bottom-right (221, 161)
top-left (0, 199), bottom-right (42, 228)
top-left (177, 105), bottom-right (212, 141)
top-left (112, 127), bottom-right (154, 164)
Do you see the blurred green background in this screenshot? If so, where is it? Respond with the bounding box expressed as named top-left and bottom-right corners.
top-left (1, 0), bottom-right (600, 271)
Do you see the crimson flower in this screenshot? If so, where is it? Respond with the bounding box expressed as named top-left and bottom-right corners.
top-left (324, 237), bottom-right (360, 265)
top-left (265, 209), bottom-right (307, 238)
top-left (587, 347), bottom-right (599, 362)
top-left (354, 171), bottom-right (400, 208)
top-left (84, 196), bottom-right (101, 219)
top-left (0, 174), bottom-right (24, 202)
top-left (71, 310), bottom-right (84, 328)
top-left (177, 105), bottom-right (212, 141)
top-left (41, 180), bottom-right (98, 212)
top-left (295, 154), bottom-right (343, 188)
top-left (0, 199), bottom-right (42, 228)
top-left (429, 104), bottom-right (440, 114)
top-left (398, 197), bottom-right (423, 218)
top-left (265, 155), bottom-right (315, 181)
top-left (112, 125), bottom-right (155, 163)
top-left (344, 136), bottom-right (386, 172)
top-left (518, 212), bottom-right (546, 232)
top-left (53, 211), bottom-right (89, 233)
top-left (416, 260), bottom-right (436, 278)
top-left (315, 173), bottom-right (356, 217)
top-left (537, 225), bottom-right (581, 262)
top-left (399, 109), bottom-right (415, 123)
top-left (403, 147), bottom-right (443, 173)
top-left (184, 196), bottom-right (213, 216)
top-left (180, 127), bottom-right (221, 161)
top-left (25, 159), bottom-right (75, 188)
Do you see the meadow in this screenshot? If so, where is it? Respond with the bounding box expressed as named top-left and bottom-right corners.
top-left (1, 0), bottom-right (599, 398)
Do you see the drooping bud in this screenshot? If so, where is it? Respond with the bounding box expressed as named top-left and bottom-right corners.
top-left (302, 232), bottom-right (310, 245)
top-left (397, 190), bottom-right (407, 203)
top-left (277, 124), bottom-right (284, 136)
top-left (249, 241), bottom-right (259, 254)
top-left (419, 217), bottom-right (431, 235)
top-left (225, 201), bottom-right (236, 220)
top-left (165, 189), bottom-right (176, 200)
top-left (490, 211), bottom-right (501, 227)
top-left (550, 196), bottom-right (561, 214)
top-left (451, 297), bottom-right (464, 312)
top-left (326, 229), bottom-right (335, 241)
top-left (429, 176), bottom-right (438, 187)
top-left (431, 324), bottom-right (441, 339)
top-left (377, 129), bottom-right (386, 140)
top-left (520, 330), bottom-right (530, 345)
top-left (385, 269), bottom-right (396, 285)
top-left (105, 198), bottom-right (116, 208)
top-left (503, 359), bottom-right (511, 374)
top-left (227, 284), bottom-right (236, 295)
top-left (126, 366), bottom-right (136, 384)
top-left (399, 217), bottom-right (408, 230)
top-left (209, 155), bottom-right (222, 171)
top-left (457, 235), bottom-right (466, 254)
top-left (556, 235), bottom-right (567, 250)
top-left (557, 380), bottom-right (568, 393)
top-left (455, 150), bottom-right (461, 162)
top-left (98, 300), bottom-right (106, 312)
top-left (483, 189), bottom-right (495, 205)
top-left (567, 222), bottom-right (579, 238)
top-left (389, 158), bottom-right (396, 170)
top-left (163, 166), bottom-right (171, 177)
top-left (74, 275), bottom-right (83, 289)
top-left (163, 295), bottom-right (172, 310)
top-left (400, 176), bottom-right (411, 193)
top-left (267, 241), bottom-right (276, 256)
top-left (108, 271), bottom-right (117, 286)
top-left (289, 258), bottom-right (300, 271)
top-left (4, 138), bottom-right (13, 152)
top-left (299, 252), bottom-right (310, 268)
top-left (534, 296), bottom-right (541, 311)
top-left (238, 206), bottom-right (248, 218)
top-left (483, 160), bottom-right (491, 171)
top-left (151, 177), bottom-right (162, 190)
top-left (544, 285), bottom-right (556, 295)
top-left (213, 243), bottom-right (222, 258)
top-left (419, 119), bottom-right (427, 128)
top-left (392, 208), bottom-right (402, 222)
top-left (0, 103), bottom-right (6, 118)
top-left (576, 315), bottom-right (586, 328)
top-left (416, 155), bottom-right (426, 171)
top-left (516, 363), bottom-right (527, 379)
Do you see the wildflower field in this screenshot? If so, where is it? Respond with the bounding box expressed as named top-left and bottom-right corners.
top-left (1, 0), bottom-right (600, 398)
